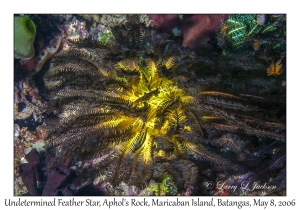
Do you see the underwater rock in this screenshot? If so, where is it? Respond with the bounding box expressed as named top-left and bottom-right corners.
top-left (19, 149), bottom-right (41, 196)
top-left (18, 149), bottom-right (77, 195)
top-left (34, 34), bottom-right (63, 72)
top-left (19, 163), bottom-right (40, 195)
top-left (51, 185), bottom-right (74, 196)
top-left (42, 155), bottom-right (73, 195)
top-left (149, 14), bottom-right (228, 49)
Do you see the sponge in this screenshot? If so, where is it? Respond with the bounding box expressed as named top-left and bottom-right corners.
top-left (14, 16), bottom-right (36, 59)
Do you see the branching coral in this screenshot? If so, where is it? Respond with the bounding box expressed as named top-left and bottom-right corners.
top-left (39, 15), bottom-right (286, 195)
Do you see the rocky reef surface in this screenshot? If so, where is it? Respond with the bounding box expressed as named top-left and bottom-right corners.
top-left (14, 14), bottom-right (286, 196)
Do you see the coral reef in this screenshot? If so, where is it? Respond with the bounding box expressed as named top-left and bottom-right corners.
top-left (14, 76), bottom-right (49, 196)
top-left (34, 33), bottom-right (63, 72)
top-left (91, 14), bottom-right (152, 28)
top-left (14, 77), bottom-right (47, 122)
top-left (13, 60), bottom-right (41, 194)
top-left (98, 14), bottom-right (128, 27)
top-left (14, 14), bottom-right (67, 195)
top-left (14, 14), bottom-right (286, 196)
top-left (62, 17), bottom-right (89, 44)
top-left (104, 175), bottom-right (178, 196)
top-left (35, 15), bottom-right (286, 195)
top-left (14, 14), bottom-right (108, 195)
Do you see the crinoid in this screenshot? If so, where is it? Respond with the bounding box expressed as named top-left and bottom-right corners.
top-left (41, 15), bottom-right (286, 195)
top-left (216, 14), bottom-right (286, 54)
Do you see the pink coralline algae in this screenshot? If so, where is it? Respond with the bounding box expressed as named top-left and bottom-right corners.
top-left (148, 14), bottom-right (228, 49)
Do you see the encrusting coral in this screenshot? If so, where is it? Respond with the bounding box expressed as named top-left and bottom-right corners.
top-left (38, 15), bottom-right (286, 195)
